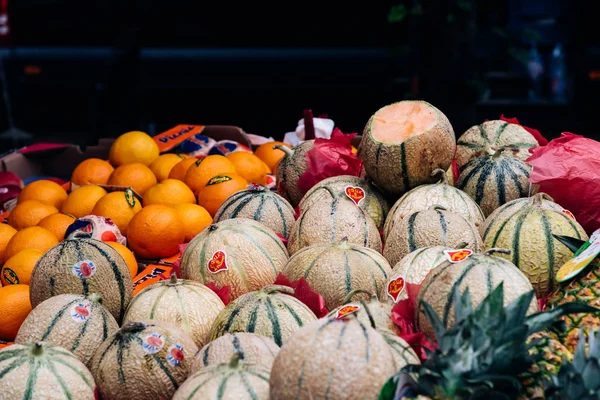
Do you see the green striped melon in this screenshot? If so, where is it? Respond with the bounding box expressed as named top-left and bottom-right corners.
top-left (455, 150), bottom-right (535, 217)
top-left (298, 175), bottom-right (390, 230)
top-left (387, 245), bottom-right (461, 303)
top-left (0, 341), bottom-right (96, 399)
top-left (209, 285), bottom-right (317, 347)
top-left (213, 185), bottom-right (295, 238)
top-left (416, 249), bottom-right (538, 340)
top-left (282, 239), bottom-right (392, 310)
top-left (288, 195), bottom-right (382, 255)
top-left (358, 100), bottom-right (456, 197)
top-left (14, 293), bottom-right (118, 367)
top-left (179, 218), bottom-right (289, 301)
top-left (482, 193), bottom-right (588, 298)
top-left (269, 317), bottom-right (396, 400)
top-left (29, 237), bottom-right (133, 323)
top-left (326, 289), bottom-right (399, 335)
top-left (173, 353), bottom-right (270, 400)
top-left (480, 193), bottom-right (565, 237)
top-left (378, 328), bottom-right (420, 369)
top-left (122, 274), bottom-right (225, 348)
top-left (275, 140), bottom-right (314, 207)
top-left (383, 168), bottom-right (485, 240)
top-left (383, 205), bottom-right (482, 267)
top-left (90, 320), bottom-right (198, 400)
top-left (192, 332), bottom-right (279, 373)
top-left (456, 120), bottom-right (539, 168)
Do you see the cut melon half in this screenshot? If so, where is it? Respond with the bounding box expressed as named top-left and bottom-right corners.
top-left (371, 101), bottom-right (438, 143)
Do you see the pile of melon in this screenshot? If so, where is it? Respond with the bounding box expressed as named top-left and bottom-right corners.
top-left (0, 100), bottom-right (586, 400)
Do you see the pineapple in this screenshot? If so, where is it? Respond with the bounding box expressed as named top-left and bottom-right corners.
top-left (544, 329), bottom-right (600, 399)
top-left (379, 283), bottom-right (594, 400)
top-left (547, 235), bottom-right (600, 352)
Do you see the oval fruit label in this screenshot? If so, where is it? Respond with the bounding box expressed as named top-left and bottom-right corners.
top-left (345, 186), bottom-right (366, 206)
top-left (125, 188), bottom-right (136, 208)
top-left (387, 276), bottom-right (405, 303)
top-left (143, 333), bottom-right (166, 354)
top-left (166, 344), bottom-right (185, 367)
top-left (207, 251), bottom-right (228, 274)
top-left (207, 176), bottom-right (232, 186)
top-left (71, 303), bottom-right (91, 323)
top-left (335, 304), bottom-right (360, 320)
top-left (72, 260), bottom-right (96, 279)
top-left (444, 249), bottom-right (473, 263)
top-left (562, 209), bottom-right (576, 220)
top-left (2, 268), bottom-right (19, 284)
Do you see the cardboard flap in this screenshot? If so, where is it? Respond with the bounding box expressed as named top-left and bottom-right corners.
top-left (201, 125), bottom-right (252, 148)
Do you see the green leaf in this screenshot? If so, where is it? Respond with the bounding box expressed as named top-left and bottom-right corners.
top-left (388, 4), bottom-right (407, 23)
top-left (454, 286), bottom-right (473, 324)
top-left (526, 303), bottom-right (599, 336)
top-left (553, 234), bottom-right (587, 254)
top-left (378, 376), bottom-right (397, 400)
top-left (420, 300), bottom-right (447, 342)
top-left (504, 290), bottom-right (535, 329)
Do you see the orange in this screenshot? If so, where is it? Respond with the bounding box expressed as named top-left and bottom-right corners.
top-left (149, 153), bottom-right (189, 182)
top-left (173, 203), bottom-right (213, 242)
top-left (106, 241), bottom-right (138, 278)
top-left (109, 130), bottom-right (160, 166)
top-left (127, 204), bottom-right (185, 259)
top-left (184, 155), bottom-right (237, 194)
top-left (91, 191), bottom-right (142, 235)
top-left (168, 158), bottom-right (197, 181)
top-left (18, 180), bottom-right (68, 209)
top-left (71, 158), bottom-right (114, 186)
top-left (0, 284), bottom-right (32, 340)
top-left (197, 174), bottom-right (248, 216)
top-left (0, 224), bottom-right (17, 263)
top-left (1, 249), bottom-right (43, 286)
top-left (142, 179), bottom-right (196, 207)
top-left (61, 185), bottom-right (108, 218)
top-left (226, 152), bottom-right (267, 185)
top-left (37, 213), bottom-right (76, 241)
top-left (107, 163), bottom-right (157, 196)
top-left (8, 200), bottom-right (58, 230)
top-left (254, 141), bottom-right (291, 173)
top-left (262, 161), bottom-right (272, 174)
top-left (4, 226), bottom-right (58, 263)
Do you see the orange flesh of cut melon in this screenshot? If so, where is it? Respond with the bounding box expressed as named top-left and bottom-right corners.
top-left (372, 102), bottom-right (437, 143)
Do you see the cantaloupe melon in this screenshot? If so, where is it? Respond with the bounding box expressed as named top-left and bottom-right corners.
top-left (387, 245), bottom-right (463, 303)
top-left (90, 320), bottom-right (198, 400)
top-left (455, 149), bottom-right (534, 217)
top-left (275, 140), bottom-right (314, 207)
top-left (192, 332), bottom-right (279, 373)
top-left (122, 274), bottom-right (225, 348)
top-left (326, 289), bottom-right (399, 334)
top-left (378, 328), bottom-right (420, 369)
top-left (298, 175), bottom-right (390, 230)
top-left (482, 193), bottom-right (588, 298)
top-left (383, 168), bottom-right (485, 240)
top-left (29, 237), bottom-right (133, 323)
top-left (282, 239), bottom-right (392, 310)
top-left (214, 185), bottom-right (295, 238)
top-left (179, 218), bottom-right (289, 301)
top-left (269, 317), bottom-right (397, 400)
top-left (0, 341), bottom-right (96, 399)
top-left (383, 206), bottom-right (482, 266)
top-left (209, 285), bottom-right (317, 346)
top-left (416, 249), bottom-right (538, 340)
top-left (174, 353), bottom-right (271, 400)
top-left (358, 100), bottom-right (455, 197)
top-left (456, 120), bottom-right (539, 168)
top-left (15, 293), bottom-right (118, 367)
top-left (288, 195), bottom-right (382, 255)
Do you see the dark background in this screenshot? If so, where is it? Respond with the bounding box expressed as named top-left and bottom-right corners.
top-left (0, 0), bottom-right (598, 151)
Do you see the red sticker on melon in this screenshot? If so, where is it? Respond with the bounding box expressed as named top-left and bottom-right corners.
top-left (387, 276), bottom-right (405, 303)
top-left (562, 209), bottom-right (576, 220)
top-left (207, 251), bottom-right (228, 274)
top-left (444, 249), bottom-right (473, 263)
top-left (335, 304), bottom-right (360, 320)
top-left (345, 186), bottom-right (365, 206)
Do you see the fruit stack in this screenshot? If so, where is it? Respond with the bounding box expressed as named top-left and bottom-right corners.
top-left (0, 101), bottom-right (598, 400)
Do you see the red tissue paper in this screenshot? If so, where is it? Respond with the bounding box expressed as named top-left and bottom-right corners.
top-left (274, 273), bottom-right (329, 318)
top-left (527, 132), bottom-right (600, 234)
top-left (205, 282), bottom-right (231, 306)
top-left (499, 114), bottom-right (548, 146)
top-left (171, 243), bottom-right (189, 277)
top-left (296, 128), bottom-right (364, 193)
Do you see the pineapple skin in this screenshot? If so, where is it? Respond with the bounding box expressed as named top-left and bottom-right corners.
top-left (546, 260), bottom-right (600, 352)
top-left (518, 332), bottom-right (573, 400)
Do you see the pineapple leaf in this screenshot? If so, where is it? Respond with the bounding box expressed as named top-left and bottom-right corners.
top-left (553, 234), bottom-right (587, 253)
top-left (573, 328), bottom-right (587, 370)
top-left (420, 299), bottom-right (447, 342)
top-left (504, 289), bottom-right (534, 329)
top-left (454, 285), bottom-right (473, 324)
top-left (526, 302), bottom-right (598, 335)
